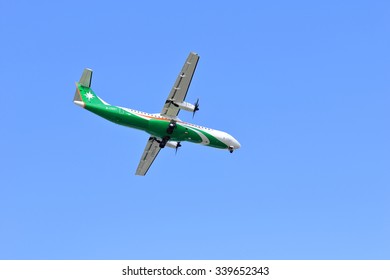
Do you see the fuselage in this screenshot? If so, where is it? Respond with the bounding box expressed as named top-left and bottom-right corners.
top-left (74, 85), bottom-right (240, 151)
top-left (82, 102), bottom-right (240, 150)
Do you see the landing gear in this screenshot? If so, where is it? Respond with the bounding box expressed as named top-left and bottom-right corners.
top-left (166, 120), bottom-right (177, 134)
top-left (228, 146), bottom-right (234, 153)
top-left (153, 120), bottom-right (177, 148)
top-left (158, 136), bottom-right (171, 148)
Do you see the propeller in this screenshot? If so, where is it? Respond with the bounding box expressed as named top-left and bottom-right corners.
top-left (175, 142), bottom-right (182, 155)
top-left (192, 98), bottom-right (200, 118)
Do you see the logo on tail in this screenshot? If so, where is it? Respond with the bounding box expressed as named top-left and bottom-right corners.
top-left (84, 91), bottom-right (95, 101)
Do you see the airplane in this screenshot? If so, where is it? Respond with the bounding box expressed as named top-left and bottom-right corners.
top-left (73, 52), bottom-right (241, 175)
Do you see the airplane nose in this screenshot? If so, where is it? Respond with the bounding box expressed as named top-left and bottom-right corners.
top-left (227, 137), bottom-right (240, 153)
top-left (233, 138), bottom-right (241, 149)
top-left (215, 130), bottom-right (241, 151)
top-left (235, 140), bottom-right (241, 149)
top-left (228, 135), bottom-right (240, 150)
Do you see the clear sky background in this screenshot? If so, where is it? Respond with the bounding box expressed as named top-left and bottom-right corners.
top-left (0, 0), bottom-right (389, 259)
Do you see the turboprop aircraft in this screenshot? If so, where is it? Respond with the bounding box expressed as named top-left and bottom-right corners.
top-left (73, 52), bottom-right (240, 175)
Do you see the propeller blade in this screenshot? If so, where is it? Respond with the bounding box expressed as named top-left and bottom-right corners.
top-left (175, 142), bottom-right (182, 155)
top-left (192, 98), bottom-right (200, 118)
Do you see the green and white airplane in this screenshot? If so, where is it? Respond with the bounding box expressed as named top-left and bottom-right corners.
top-left (73, 52), bottom-right (241, 175)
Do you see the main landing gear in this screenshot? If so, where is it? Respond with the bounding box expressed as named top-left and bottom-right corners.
top-left (155, 120), bottom-right (178, 148)
top-left (158, 136), bottom-right (170, 148)
top-left (166, 120), bottom-right (177, 134)
top-left (153, 120), bottom-right (178, 148)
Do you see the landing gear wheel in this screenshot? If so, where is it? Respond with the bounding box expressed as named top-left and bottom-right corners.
top-left (159, 136), bottom-right (170, 148)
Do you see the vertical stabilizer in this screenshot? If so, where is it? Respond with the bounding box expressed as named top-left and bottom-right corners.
top-left (79, 68), bottom-right (93, 87)
top-left (74, 68), bottom-right (93, 107)
top-left (73, 68), bottom-right (109, 108)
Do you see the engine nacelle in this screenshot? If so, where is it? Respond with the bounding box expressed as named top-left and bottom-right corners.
top-left (165, 141), bottom-right (181, 149)
top-left (172, 101), bottom-right (197, 112)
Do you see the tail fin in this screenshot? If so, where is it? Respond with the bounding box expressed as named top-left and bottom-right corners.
top-left (79, 68), bottom-right (93, 87)
top-left (73, 68), bottom-right (109, 107)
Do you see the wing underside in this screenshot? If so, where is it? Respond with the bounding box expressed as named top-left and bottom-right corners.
top-left (161, 52), bottom-right (199, 118)
top-left (135, 137), bottom-right (162, 176)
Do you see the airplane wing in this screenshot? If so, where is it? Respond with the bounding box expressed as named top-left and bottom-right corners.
top-left (135, 137), bottom-right (162, 176)
top-left (161, 52), bottom-right (200, 118)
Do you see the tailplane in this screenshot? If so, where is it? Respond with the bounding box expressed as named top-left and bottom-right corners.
top-left (73, 68), bottom-right (109, 107)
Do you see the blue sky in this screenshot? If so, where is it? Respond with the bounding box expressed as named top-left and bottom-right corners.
top-left (0, 0), bottom-right (389, 259)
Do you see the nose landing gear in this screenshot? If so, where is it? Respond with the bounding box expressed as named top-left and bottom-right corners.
top-left (228, 146), bottom-right (234, 153)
